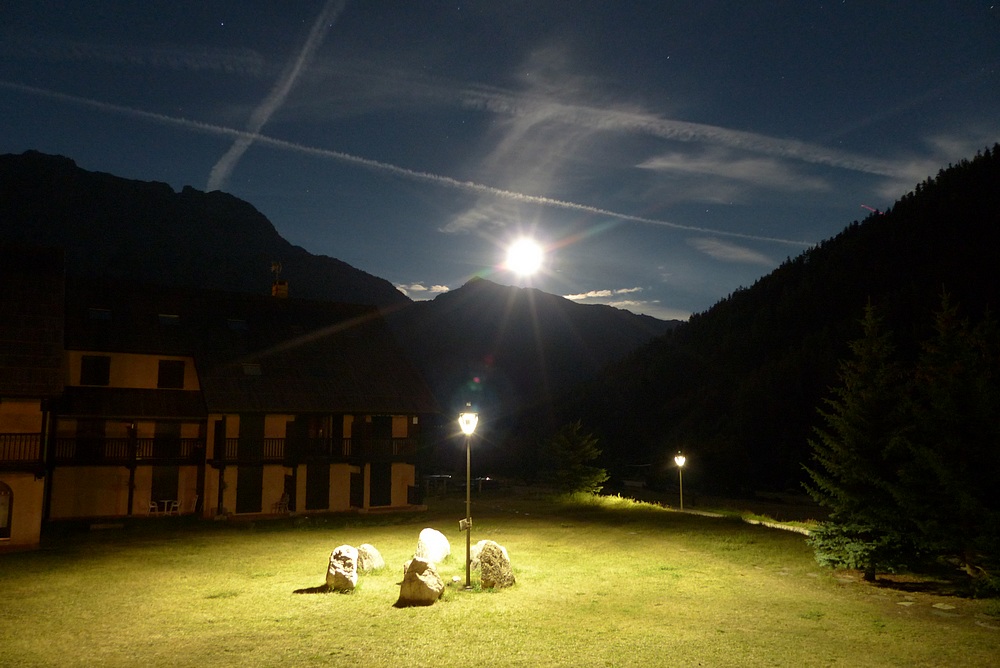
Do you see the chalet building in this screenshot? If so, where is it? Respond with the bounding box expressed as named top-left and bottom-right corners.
top-left (0, 247), bottom-right (65, 547)
top-left (1, 250), bottom-right (439, 549)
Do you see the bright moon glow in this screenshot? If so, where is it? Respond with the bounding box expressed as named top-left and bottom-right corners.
top-left (505, 239), bottom-right (544, 276)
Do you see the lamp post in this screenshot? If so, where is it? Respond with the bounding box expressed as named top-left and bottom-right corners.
top-left (674, 452), bottom-right (686, 511)
top-left (458, 404), bottom-right (479, 589)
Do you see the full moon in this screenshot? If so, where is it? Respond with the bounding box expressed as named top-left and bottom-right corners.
top-left (505, 238), bottom-right (544, 276)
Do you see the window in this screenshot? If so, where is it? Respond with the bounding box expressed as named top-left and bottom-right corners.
top-left (80, 355), bottom-right (111, 386)
top-left (227, 318), bottom-right (248, 331)
top-left (158, 313), bottom-right (180, 325)
top-left (87, 308), bottom-right (112, 322)
top-left (157, 360), bottom-right (185, 389)
top-left (0, 482), bottom-right (11, 540)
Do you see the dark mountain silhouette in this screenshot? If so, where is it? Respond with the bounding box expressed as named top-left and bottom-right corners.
top-left (0, 151), bottom-right (676, 459)
top-left (387, 277), bottom-right (677, 420)
top-left (0, 150), bottom-right (408, 308)
top-left (544, 145), bottom-right (1000, 495)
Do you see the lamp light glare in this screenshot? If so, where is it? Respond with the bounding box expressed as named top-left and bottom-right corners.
top-left (458, 406), bottom-right (478, 435)
top-left (674, 453), bottom-right (686, 467)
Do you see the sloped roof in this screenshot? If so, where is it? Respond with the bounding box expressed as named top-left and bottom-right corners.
top-left (59, 387), bottom-right (206, 420)
top-left (65, 278), bottom-right (439, 416)
top-left (0, 245), bottom-right (65, 398)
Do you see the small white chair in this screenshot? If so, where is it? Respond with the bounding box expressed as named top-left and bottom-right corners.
top-left (147, 501), bottom-right (160, 516)
top-left (165, 500), bottom-right (180, 515)
top-left (272, 494), bottom-right (289, 514)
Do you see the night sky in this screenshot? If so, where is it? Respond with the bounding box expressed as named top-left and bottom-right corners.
top-left (2, 1), bottom-right (998, 320)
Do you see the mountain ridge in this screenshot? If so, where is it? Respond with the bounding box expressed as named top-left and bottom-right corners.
top-left (0, 150), bottom-right (676, 447)
top-left (0, 150), bottom-right (408, 307)
top-left (386, 276), bottom-right (678, 423)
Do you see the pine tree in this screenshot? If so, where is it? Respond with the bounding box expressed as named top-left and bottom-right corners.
top-left (546, 421), bottom-right (609, 494)
top-left (804, 304), bottom-right (916, 581)
top-left (894, 293), bottom-right (1000, 585)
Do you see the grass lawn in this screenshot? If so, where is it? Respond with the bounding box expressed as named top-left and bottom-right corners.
top-left (1, 492), bottom-right (998, 667)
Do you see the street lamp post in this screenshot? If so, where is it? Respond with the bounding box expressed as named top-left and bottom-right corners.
top-left (458, 404), bottom-right (479, 589)
top-left (674, 452), bottom-right (686, 511)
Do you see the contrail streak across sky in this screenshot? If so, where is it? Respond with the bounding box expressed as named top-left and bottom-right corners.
top-left (206, 0), bottom-right (348, 191)
top-left (2, 79), bottom-right (816, 248)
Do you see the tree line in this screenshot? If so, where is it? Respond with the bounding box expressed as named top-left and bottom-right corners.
top-left (805, 295), bottom-right (999, 592)
top-left (520, 144), bottom-right (1000, 498)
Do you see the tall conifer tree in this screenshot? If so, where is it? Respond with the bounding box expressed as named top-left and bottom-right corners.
top-left (546, 421), bottom-right (609, 494)
top-left (804, 304), bottom-right (915, 581)
top-left (894, 293), bottom-right (1000, 582)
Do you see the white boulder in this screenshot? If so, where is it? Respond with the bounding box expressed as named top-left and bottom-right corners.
top-left (326, 544), bottom-right (359, 592)
top-left (357, 543), bottom-right (385, 573)
top-left (414, 527), bottom-right (450, 564)
top-left (396, 558), bottom-right (444, 607)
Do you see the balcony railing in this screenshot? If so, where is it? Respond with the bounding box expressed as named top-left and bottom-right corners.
top-left (214, 437), bottom-right (289, 464)
top-left (3, 432), bottom-right (418, 468)
top-left (0, 433), bottom-right (42, 465)
top-left (51, 437), bottom-right (205, 465)
top-left (210, 437), bottom-right (418, 465)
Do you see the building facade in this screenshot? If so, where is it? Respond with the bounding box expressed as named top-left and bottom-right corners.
top-left (0, 254), bottom-right (438, 549)
top-left (0, 246), bottom-right (65, 547)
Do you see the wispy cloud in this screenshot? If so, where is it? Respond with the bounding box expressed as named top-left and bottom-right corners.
top-left (298, 58), bottom-right (919, 184)
top-left (0, 35), bottom-right (265, 76)
top-left (638, 149), bottom-right (831, 193)
top-left (396, 283), bottom-right (450, 299)
top-left (298, 46), bottom-right (916, 185)
top-left (688, 238), bottom-right (775, 267)
top-left (438, 43), bottom-right (895, 242)
top-left (562, 286), bottom-right (685, 320)
top-left (459, 86), bottom-right (907, 178)
top-left (1, 79), bottom-right (815, 248)
top-left (206, 0), bottom-right (348, 192)
top-left (441, 201), bottom-right (521, 234)
top-left (564, 286), bottom-right (645, 301)
top-left (874, 129), bottom-right (1000, 201)
top-left (308, 55), bottom-right (992, 231)
top-left (607, 298), bottom-right (657, 309)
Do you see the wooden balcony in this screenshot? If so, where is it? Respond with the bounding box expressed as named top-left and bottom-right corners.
top-left (50, 437), bottom-right (205, 465)
top-left (0, 433), bottom-right (43, 470)
top-left (210, 437), bottom-right (418, 465)
top-left (3, 432), bottom-right (418, 469)
top-left (211, 437), bottom-right (291, 465)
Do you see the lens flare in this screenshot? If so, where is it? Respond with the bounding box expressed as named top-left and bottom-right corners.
top-left (505, 238), bottom-right (544, 276)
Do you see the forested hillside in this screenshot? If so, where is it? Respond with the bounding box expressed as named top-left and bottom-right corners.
top-left (543, 145), bottom-right (1000, 494)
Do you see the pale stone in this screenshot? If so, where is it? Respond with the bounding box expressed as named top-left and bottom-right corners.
top-left (470, 539), bottom-right (509, 570)
top-left (414, 527), bottom-right (450, 564)
top-left (396, 558), bottom-right (444, 607)
top-left (326, 544), bottom-right (359, 592)
top-left (478, 540), bottom-right (515, 589)
top-left (357, 543), bottom-right (385, 573)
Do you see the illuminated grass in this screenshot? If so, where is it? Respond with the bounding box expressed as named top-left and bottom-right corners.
top-left (1, 493), bottom-right (997, 667)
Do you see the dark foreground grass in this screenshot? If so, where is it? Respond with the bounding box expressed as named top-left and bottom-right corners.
top-left (1, 492), bottom-right (998, 667)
